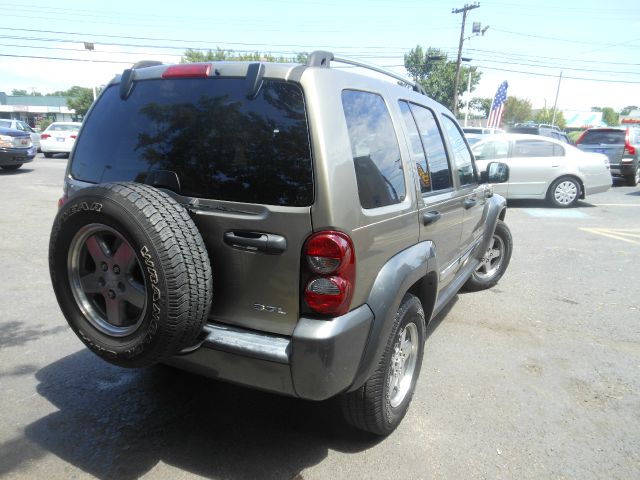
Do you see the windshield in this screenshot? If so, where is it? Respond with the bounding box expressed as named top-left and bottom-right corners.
top-left (71, 78), bottom-right (313, 206)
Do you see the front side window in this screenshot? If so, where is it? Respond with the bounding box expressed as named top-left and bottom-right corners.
top-left (441, 115), bottom-right (476, 186)
top-left (407, 103), bottom-right (452, 192)
top-left (342, 90), bottom-right (405, 209)
top-left (513, 139), bottom-right (563, 158)
top-left (71, 78), bottom-right (313, 206)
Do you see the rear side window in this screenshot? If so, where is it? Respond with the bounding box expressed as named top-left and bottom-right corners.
top-left (472, 140), bottom-right (510, 160)
top-left (406, 104), bottom-right (452, 191)
top-left (513, 139), bottom-right (564, 157)
top-left (71, 78), bottom-right (312, 206)
top-left (342, 90), bottom-right (405, 209)
top-left (579, 130), bottom-right (625, 145)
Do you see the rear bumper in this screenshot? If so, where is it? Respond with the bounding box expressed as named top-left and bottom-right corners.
top-left (610, 161), bottom-right (637, 177)
top-left (0, 147), bottom-right (36, 165)
top-left (165, 304), bottom-right (373, 401)
top-left (41, 142), bottom-right (73, 153)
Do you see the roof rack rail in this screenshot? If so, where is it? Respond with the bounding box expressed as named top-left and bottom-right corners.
top-left (306, 50), bottom-right (426, 95)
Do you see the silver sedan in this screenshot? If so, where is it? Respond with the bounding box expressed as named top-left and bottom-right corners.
top-left (472, 133), bottom-right (612, 207)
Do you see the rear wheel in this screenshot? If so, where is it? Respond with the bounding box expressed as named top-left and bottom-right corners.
top-left (340, 294), bottom-right (425, 436)
top-left (625, 166), bottom-right (640, 187)
top-left (44, 152), bottom-right (53, 158)
top-left (1, 164), bottom-right (22, 171)
top-left (548, 176), bottom-right (580, 208)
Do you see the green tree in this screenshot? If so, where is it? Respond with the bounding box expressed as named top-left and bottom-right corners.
top-left (620, 105), bottom-right (638, 116)
top-left (403, 45), bottom-right (481, 112)
top-left (66, 87), bottom-right (97, 117)
top-left (181, 48), bottom-right (305, 64)
top-left (469, 97), bottom-right (492, 118)
top-left (591, 106), bottom-right (619, 126)
top-left (503, 96), bottom-right (532, 125)
top-left (534, 107), bottom-right (566, 130)
top-left (10, 89), bottom-right (43, 96)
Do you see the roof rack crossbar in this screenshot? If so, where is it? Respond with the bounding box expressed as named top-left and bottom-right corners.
top-left (306, 50), bottom-right (425, 95)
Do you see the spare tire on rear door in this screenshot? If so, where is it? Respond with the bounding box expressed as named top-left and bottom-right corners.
top-left (49, 182), bottom-right (213, 368)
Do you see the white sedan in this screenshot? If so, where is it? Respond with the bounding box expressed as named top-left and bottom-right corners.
top-left (40, 122), bottom-right (82, 158)
top-left (472, 134), bottom-right (612, 207)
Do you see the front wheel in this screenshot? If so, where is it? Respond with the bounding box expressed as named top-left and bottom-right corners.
top-left (340, 294), bottom-right (426, 436)
top-left (548, 176), bottom-right (580, 207)
top-left (1, 164), bottom-right (22, 171)
top-left (625, 166), bottom-right (640, 187)
top-left (463, 220), bottom-right (512, 292)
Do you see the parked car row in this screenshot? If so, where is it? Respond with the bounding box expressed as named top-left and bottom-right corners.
top-left (464, 123), bottom-right (639, 207)
top-left (471, 133), bottom-right (612, 208)
top-left (0, 121), bottom-right (82, 170)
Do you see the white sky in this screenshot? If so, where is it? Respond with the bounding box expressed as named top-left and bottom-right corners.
top-left (0, 0), bottom-right (638, 111)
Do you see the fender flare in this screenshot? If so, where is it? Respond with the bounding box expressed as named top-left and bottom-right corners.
top-left (348, 240), bottom-right (435, 391)
top-left (474, 194), bottom-right (507, 260)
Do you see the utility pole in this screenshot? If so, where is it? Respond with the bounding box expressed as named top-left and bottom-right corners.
top-left (452, 3), bottom-right (480, 116)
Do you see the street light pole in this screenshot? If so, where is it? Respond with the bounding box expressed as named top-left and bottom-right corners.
top-left (464, 66), bottom-right (476, 127)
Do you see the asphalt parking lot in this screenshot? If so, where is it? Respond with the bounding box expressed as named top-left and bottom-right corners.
top-left (1, 154), bottom-right (639, 480)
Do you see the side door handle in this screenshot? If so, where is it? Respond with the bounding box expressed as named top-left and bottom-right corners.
top-left (464, 197), bottom-right (477, 209)
top-left (423, 211), bottom-right (441, 226)
top-left (224, 231), bottom-right (287, 254)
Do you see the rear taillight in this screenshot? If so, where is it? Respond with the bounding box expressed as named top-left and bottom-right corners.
top-left (162, 64), bottom-right (211, 79)
top-left (70, 135), bottom-right (77, 139)
top-left (41, 133), bottom-right (51, 140)
top-left (303, 231), bottom-right (355, 316)
top-left (624, 129), bottom-right (636, 155)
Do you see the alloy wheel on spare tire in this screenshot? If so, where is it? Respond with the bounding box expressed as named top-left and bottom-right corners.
top-left (49, 182), bottom-right (213, 368)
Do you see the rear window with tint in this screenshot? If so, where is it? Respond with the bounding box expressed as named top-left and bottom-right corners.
top-left (579, 130), bottom-right (625, 145)
top-left (50, 124), bottom-right (81, 132)
top-left (71, 78), bottom-right (313, 206)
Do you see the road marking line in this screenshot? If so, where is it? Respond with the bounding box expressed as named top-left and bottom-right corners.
top-left (580, 228), bottom-right (640, 245)
top-left (593, 203), bottom-right (640, 207)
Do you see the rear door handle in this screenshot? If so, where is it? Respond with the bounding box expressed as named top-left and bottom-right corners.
top-left (423, 211), bottom-right (441, 226)
top-left (464, 197), bottom-right (477, 209)
top-left (224, 231), bottom-right (287, 254)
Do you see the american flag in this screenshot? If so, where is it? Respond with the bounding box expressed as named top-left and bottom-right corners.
top-left (487, 81), bottom-right (509, 128)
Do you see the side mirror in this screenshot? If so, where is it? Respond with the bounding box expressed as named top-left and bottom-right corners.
top-left (482, 162), bottom-right (509, 183)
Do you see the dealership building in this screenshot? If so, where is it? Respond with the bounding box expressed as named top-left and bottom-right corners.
top-left (0, 92), bottom-right (76, 128)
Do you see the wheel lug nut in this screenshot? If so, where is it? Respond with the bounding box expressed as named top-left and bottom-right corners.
top-left (107, 289), bottom-right (116, 299)
top-left (101, 262), bottom-right (108, 272)
top-left (113, 265), bottom-right (120, 274)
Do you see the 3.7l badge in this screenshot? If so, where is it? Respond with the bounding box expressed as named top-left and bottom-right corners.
top-left (253, 303), bottom-right (287, 315)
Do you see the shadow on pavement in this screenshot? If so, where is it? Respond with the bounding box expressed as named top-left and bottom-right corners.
top-left (0, 168), bottom-right (34, 175)
top-left (4, 350), bottom-right (382, 480)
